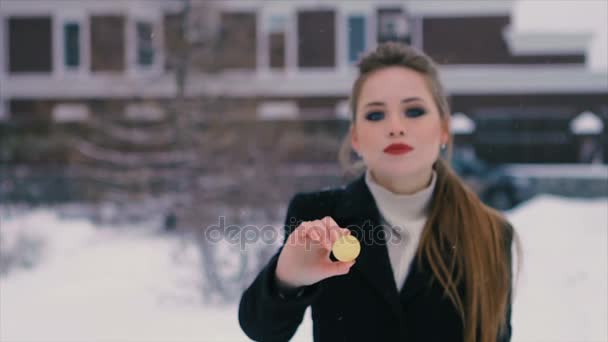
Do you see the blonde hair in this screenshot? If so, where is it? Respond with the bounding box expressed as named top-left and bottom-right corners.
top-left (338, 42), bottom-right (520, 342)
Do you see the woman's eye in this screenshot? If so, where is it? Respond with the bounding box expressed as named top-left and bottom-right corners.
top-left (365, 111), bottom-right (384, 121)
top-left (405, 107), bottom-right (426, 117)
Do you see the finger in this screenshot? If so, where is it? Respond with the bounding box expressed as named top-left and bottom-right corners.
top-left (287, 225), bottom-right (302, 245)
top-left (330, 227), bottom-right (341, 247)
top-left (328, 260), bottom-right (356, 277)
top-left (313, 220), bottom-right (332, 250)
top-left (322, 216), bottom-right (345, 233)
top-left (339, 260), bottom-right (356, 274)
top-left (323, 216), bottom-right (350, 238)
top-left (321, 217), bottom-right (342, 246)
top-left (302, 224), bottom-right (323, 245)
top-left (290, 222), bottom-right (312, 245)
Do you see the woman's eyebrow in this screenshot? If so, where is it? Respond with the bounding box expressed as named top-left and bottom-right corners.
top-left (364, 97), bottom-right (425, 108)
top-left (363, 101), bottom-right (385, 108)
top-left (402, 97), bottom-right (424, 104)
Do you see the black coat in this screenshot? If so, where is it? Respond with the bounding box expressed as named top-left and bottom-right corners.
top-left (239, 174), bottom-right (512, 342)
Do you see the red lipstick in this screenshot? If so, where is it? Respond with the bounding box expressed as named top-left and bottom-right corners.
top-left (383, 143), bottom-right (413, 155)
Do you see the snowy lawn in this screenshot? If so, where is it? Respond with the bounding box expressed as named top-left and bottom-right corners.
top-left (1, 195), bottom-right (606, 342)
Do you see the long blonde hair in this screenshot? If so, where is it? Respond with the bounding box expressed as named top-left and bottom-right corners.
top-left (339, 42), bottom-right (521, 342)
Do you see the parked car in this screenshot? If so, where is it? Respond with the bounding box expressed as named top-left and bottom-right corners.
top-left (450, 152), bottom-right (535, 210)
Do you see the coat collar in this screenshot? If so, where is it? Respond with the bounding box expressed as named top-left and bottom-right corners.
top-left (333, 174), bottom-right (434, 320)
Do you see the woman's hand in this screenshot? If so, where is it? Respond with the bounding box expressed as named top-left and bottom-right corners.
top-left (275, 216), bottom-right (356, 288)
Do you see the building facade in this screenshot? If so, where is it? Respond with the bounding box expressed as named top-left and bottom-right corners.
top-left (1, 0), bottom-right (606, 163)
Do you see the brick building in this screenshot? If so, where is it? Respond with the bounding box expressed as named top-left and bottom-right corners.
top-left (1, 0), bottom-right (606, 164)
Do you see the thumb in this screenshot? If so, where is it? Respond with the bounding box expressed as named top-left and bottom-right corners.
top-left (330, 260), bottom-right (356, 276)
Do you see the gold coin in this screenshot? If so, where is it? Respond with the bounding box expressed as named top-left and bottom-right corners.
top-left (332, 235), bottom-right (361, 262)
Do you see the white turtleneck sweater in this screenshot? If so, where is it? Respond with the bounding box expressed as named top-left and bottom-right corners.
top-left (364, 169), bottom-right (437, 291)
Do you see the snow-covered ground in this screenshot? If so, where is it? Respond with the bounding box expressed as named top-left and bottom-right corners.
top-left (1, 195), bottom-right (607, 342)
top-left (508, 195), bottom-right (608, 342)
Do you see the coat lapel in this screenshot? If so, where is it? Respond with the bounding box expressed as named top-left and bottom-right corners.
top-left (333, 174), bottom-right (406, 322)
top-left (399, 249), bottom-right (434, 306)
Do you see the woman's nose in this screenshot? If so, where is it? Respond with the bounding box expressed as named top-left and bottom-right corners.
top-left (387, 115), bottom-right (406, 137)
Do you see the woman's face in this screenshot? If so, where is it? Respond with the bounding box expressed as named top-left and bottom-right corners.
top-left (351, 66), bottom-right (448, 182)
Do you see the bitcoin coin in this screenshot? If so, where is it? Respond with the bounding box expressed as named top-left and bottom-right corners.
top-left (331, 235), bottom-right (361, 262)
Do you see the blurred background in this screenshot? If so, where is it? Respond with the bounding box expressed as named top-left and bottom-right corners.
top-left (0, 0), bottom-right (606, 341)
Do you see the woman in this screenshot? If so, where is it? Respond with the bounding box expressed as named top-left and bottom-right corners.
top-left (239, 42), bottom-right (519, 342)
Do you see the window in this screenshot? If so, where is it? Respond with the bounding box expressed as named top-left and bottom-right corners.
top-left (136, 22), bottom-right (155, 66)
top-left (91, 16), bottom-right (125, 72)
top-left (377, 8), bottom-right (411, 45)
top-left (8, 17), bottom-right (52, 73)
top-left (348, 16), bottom-right (366, 64)
top-left (268, 16), bottom-right (286, 69)
top-left (163, 14), bottom-right (186, 71)
top-left (298, 10), bottom-right (335, 68)
top-left (217, 12), bottom-right (257, 69)
top-left (64, 22), bottom-right (80, 68)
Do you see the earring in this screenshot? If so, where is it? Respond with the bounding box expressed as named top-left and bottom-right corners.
top-left (440, 143), bottom-right (447, 150)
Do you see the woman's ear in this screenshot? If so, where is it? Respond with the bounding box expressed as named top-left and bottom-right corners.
top-left (442, 114), bottom-right (451, 145)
